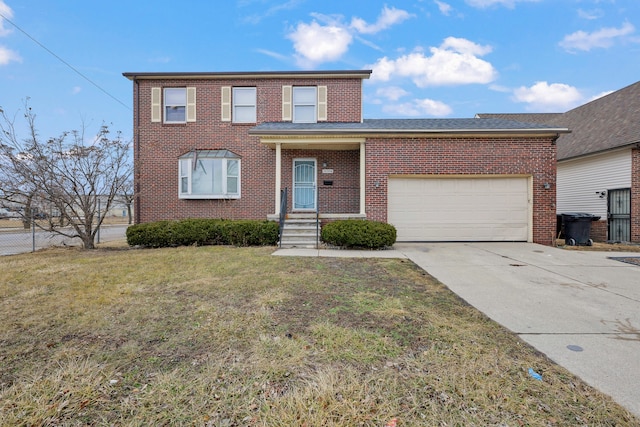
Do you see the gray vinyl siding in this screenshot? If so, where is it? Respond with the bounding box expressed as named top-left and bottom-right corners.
top-left (557, 149), bottom-right (631, 217)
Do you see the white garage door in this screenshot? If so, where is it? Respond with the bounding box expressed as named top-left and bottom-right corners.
top-left (388, 177), bottom-right (530, 242)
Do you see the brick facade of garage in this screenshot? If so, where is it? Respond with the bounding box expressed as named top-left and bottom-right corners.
top-left (364, 136), bottom-right (558, 245)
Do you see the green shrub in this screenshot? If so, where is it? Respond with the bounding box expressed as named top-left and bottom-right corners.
top-left (126, 219), bottom-right (278, 248)
top-left (321, 219), bottom-right (396, 249)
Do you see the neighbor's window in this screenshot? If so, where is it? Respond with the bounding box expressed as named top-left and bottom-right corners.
top-left (233, 87), bottom-right (256, 123)
top-left (179, 150), bottom-right (240, 199)
top-left (164, 88), bottom-right (186, 123)
top-left (293, 86), bottom-right (317, 123)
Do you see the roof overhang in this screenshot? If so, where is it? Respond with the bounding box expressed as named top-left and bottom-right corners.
top-left (259, 136), bottom-right (366, 150)
top-left (558, 141), bottom-right (640, 162)
top-left (251, 128), bottom-right (570, 139)
top-left (123, 70), bottom-right (372, 81)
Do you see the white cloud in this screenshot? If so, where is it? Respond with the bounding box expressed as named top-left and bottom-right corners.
top-left (588, 90), bottom-right (613, 102)
top-left (512, 81), bottom-right (583, 112)
top-left (368, 37), bottom-right (497, 87)
top-left (72, 86), bottom-right (82, 95)
top-left (465, 0), bottom-right (541, 8)
top-left (287, 20), bottom-right (352, 68)
top-left (256, 48), bottom-right (290, 61)
top-left (0, 0), bottom-right (13, 36)
top-left (350, 6), bottom-right (413, 35)
top-left (243, 0), bottom-right (302, 24)
top-left (577, 8), bottom-right (603, 20)
top-left (440, 37), bottom-right (493, 55)
top-left (489, 84), bottom-right (511, 93)
top-left (383, 98), bottom-right (453, 117)
top-left (376, 86), bottom-right (409, 101)
top-left (559, 22), bottom-right (636, 52)
top-left (286, 6), bottom-right (412, 67)
top-left (0, 45), bottom-right (21, 65)
top-left (434, 1), bottom-right (453, 16)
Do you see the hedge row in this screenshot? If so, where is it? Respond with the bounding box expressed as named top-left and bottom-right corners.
top-left (126, 219), bottom-right (279, 248)
top-left (321, 219), bottom-right (396, 249)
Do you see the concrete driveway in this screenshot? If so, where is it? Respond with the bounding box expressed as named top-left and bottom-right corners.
top-left (395, 242), bottom-right (640, 418)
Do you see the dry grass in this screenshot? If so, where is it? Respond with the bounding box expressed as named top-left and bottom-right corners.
top-left (556, 239), bottom-right (640, 252)
top-left (0, 244), bottom-right (637, 426)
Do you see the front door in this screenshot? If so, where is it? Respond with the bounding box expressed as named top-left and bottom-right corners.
top-left (293, 159), bottom-right (316, 211)
top-left (608, 188), bottom-right (631, 241)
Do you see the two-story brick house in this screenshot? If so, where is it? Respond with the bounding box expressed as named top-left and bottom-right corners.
top-left (123, 70), bottom-right (568, 245)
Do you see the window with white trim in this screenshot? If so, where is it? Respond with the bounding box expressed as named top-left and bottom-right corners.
top-left (232, 87), bottom-right (256, 123)
top-left (293, 86), bottom-right (317, 123)
top-left (179, 150), bottom-right (240, 199)
top-left (160, 87), bottom-right (195, 123)
top-left (164, 88), bottom-right (187, 123)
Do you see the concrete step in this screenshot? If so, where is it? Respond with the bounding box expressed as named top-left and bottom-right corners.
top-left (279, 218), bottom-right (320, 249)
top-left (279, 242), bottom-right (318, 249)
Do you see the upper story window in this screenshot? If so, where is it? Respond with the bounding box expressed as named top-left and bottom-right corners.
top-left (179, 150), bottom-right (240, 199)
top-left (164, 88), bottom-right (186, 123)
top-left (232, 87), bottom-right (256, 123)
top-left (282, 85), bottom-right (327, 123)
top-left (293, 87), bottom-right (317, 123)
top-left (151, 87), bottom-right (196, 123)
top-left (221, 87), bottom-right (257, 123)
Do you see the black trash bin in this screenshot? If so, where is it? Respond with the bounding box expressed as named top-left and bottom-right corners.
top-left (561, 213), bottom-right (601, 246)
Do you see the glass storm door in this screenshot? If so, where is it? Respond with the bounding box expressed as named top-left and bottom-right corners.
top-left (293, 159), bottom-right (316, 211)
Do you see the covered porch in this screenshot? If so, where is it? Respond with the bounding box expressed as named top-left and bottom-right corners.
top-left (260, 136), bottom-right (368, 221)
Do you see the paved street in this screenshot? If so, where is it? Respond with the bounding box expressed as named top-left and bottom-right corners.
top-left (0, 224), bottom-right (129, 256)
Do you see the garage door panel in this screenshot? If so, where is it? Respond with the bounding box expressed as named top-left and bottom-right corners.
top-left (388, 177), bottom-right (530, 242)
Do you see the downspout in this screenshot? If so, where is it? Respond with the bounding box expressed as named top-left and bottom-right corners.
top-left (360, 141), bottom-right (366, 215)
top-left (134, 77), bottom-right (141, 224)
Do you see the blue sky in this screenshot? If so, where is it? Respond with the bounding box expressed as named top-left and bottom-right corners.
top-left (1, 0), bottom-right (639, 141)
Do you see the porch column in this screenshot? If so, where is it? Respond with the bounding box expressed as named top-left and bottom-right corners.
top-left (275, 142), bottom-right (282, 215)
top-left (360, 141), bottom-right (366, 215)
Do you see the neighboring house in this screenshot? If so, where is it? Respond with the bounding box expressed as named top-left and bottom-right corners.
top-left (478, 80), bottom-right (640, 243)
top-left (123, 70), bottom-right (568, 246)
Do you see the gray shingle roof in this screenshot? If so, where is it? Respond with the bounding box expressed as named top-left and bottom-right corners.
top-left (475, 113), bottom-right (564, 124)
top-left (250, 118), bottom-right (568, 135)
top-left (549, 81), bottom-right (640, 160)
top-left (479, 81), bottom-right (640, 160)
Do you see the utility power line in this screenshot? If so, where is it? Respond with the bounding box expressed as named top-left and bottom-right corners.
top-left (0, 11), bottom-right (131, 110)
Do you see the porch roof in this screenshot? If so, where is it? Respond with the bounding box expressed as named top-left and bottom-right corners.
top-left (249, 118), bottom-right (570, 137)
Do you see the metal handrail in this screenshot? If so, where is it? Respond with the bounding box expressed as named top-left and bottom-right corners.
top-left (316, 207), bottom-right (320, 249)
top-left (278, 187), bottom-right (288, 248)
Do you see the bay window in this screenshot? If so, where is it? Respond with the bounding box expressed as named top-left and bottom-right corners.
top-left (179, 150), bottom-right (240, 199)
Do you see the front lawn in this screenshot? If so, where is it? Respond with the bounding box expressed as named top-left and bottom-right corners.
top-left (0, 245), bottom-right (636, 426)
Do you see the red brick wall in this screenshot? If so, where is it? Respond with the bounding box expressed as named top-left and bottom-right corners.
top-left (131, 76), bottom-right (364, 223)
top-left (590, 220), bottom-right (608, 242)
top-left (280, 150), bottom-right (360, 214)
top-left (364, 136), bottom-right (558, 245)
top-left (632, 148), bottom-right (640, 242)
top-left (130, 76), bottom-right (558, 246)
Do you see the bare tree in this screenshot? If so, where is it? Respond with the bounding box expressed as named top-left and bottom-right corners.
top-left (0, 101), bottom-right (131, 249)
top-left (117, 177), bottom-right (135, 225)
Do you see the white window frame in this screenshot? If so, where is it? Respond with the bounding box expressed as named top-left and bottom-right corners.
top-left (179, 151), bottom-right (241, 199)
top-left (293, 86), bottom-right (317, 123)
top-left (164, 88), bottom-right (187, 123)
top-left (232, 87), bottom-right (257, 123)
